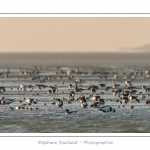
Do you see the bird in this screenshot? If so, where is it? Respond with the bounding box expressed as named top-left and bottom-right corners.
top-left (99, 105), bottom-right (115, 112)
top-left (52, 99), bottom-right (63, 107)
top-left (142, 86), bottom-right (147, 91)
top-left (146, 100), bottom-right (150, 104)
top-left (112, 83), bottom-right (120, 89)
top-left (105, 86), bottom-right (111, 91)
top-left (9, 107), bottom-right (14, 110)
top-left (128, 95), bottom-right (137, 102)
top-left (125, 80), bottom-right (132, 86)
top-left (88, 85), bottom-right (99, 90)
top-left (130, 90), bottom-right (137, 94)
top-left (122, 91), bottom-right (130, 97)
top-left (121, 96), bottom-right (129, 104)
top-left (16, 106), bottom-right (21, 110)
top-left (128, 95), bottom-right (140, 103)
top-left (20, 84), bottom-right (26, 91)
top-left (97, 98), bottom-right (105, 103)
top-left (77, 95), bottom-right (86, 102)
top-left (89, 95), bottom-right (101, 101)
top-left (23, 98), bottom-right (34, 103)
top-left (23, 98), bottom-right (38, 104)
top-left (141, 93), bottom-right (146, 99)
top-left (74, 82), bottom-right (84, 93)
top-left (36, 84), bottom-right (43, 90)
top-left (116, 89), bottom-right (123, 94)
top-left (68, 94), bottom-right (74, 102)
top-left (145, 88), bottom-right (150, 94)
top-left (33, 99), bottom-right (38, 104)
top-left (65, 109), bottom-right (77, 115)
top-left (0, 97), bottom-right (15, 105)
top-left (16, 104), bottom-right (26, 110)
top-left (117, 105), bottom-right (120, 108)
top-left (98, 84), bottom-right (106, 89)
top-left (130, 106), bottom-right (134, 109)
top-left (128, 86), bottom-right (136, 90)
top-left (80, 99), bottom-right (88, 108)
top-left (47, 88), bottom-right (56, 95)
top-left (75, 79), bottom-right (84, 84)
top-left (91, 87), bottom-right (96, 94)
top-left (28, 85), bottom-right (34, 90)
top-left (68, 84), bottom-right (73, 88)
top-left (91, 101), bottom-right (104, 108)
top-left (69, 91), bottom-right (75, 96)
top-left (0, 87), bottom-right (6, 93)
top-left (112, 90), bottom-right (117, 96)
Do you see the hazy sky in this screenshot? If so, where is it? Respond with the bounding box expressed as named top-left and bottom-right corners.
top-left (0, 17), bottom-right (150, 52)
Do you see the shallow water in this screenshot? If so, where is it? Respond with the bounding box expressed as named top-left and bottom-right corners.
top-left (0, 52), bottom-right (150, 133)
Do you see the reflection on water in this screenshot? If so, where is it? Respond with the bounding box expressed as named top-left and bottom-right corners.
top-left (0, 52), bottom-right (150, 133)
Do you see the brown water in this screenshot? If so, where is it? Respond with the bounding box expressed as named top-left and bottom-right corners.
top-left (0, 52), bottom-right (150, 133)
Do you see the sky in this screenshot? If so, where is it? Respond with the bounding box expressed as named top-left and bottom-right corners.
top-left (0, 17), bottom-right (150, 53)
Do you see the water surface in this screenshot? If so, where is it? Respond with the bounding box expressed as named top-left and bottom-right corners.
top-left (0, 52), bottom-right (150, 133)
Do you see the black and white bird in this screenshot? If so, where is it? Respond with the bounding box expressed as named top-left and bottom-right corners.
top-left (65, 109), bottom-right (77, 115)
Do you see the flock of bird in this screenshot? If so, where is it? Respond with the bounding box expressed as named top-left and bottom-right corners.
top-left (0, 66), bottom-right (150, 116)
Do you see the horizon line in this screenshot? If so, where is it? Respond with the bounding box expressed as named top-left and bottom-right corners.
top-left (0, 51), bottom-right (148, 54)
